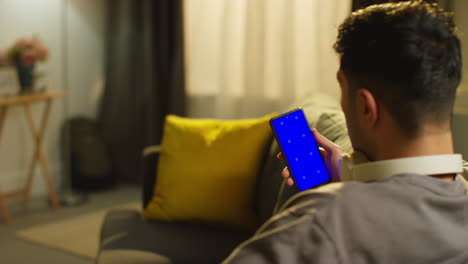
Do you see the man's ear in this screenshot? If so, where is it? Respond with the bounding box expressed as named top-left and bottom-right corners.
top-left (357, 88), bottom-right (378, 129)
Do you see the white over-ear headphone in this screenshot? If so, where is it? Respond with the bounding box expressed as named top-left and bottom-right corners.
top-left (339, 152), bottom-right (466, 185)
top-left (339, 151), bottom-right (370, 181)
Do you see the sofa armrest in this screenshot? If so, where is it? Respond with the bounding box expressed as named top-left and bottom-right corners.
top-left (141, 145), bottom-right (162, 209)
top-left (143, 145), bottom-right (162, 156)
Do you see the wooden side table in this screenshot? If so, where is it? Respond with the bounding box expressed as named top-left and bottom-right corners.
top-left (0, 91), bottom-right (65, 223)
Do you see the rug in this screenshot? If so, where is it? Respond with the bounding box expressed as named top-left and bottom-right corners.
top-left (16, 202), bottom-right (140, 259)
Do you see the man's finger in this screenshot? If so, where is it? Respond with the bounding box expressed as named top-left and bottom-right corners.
top-left (313, 129), bottom-right (341, 152)
top-left (286, 177), bottom-right (294, 186)
top-left (281, 167), bottom-right (290, 178)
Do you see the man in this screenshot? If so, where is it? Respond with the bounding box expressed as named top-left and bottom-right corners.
top-left (223, 1), bottom-right (468, 263)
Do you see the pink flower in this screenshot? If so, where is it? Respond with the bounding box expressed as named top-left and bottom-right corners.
top-left (7, 36), bottom-right (49, 66)
top-left (15, 38), bottom-right (34, 49)
top-left (35, 45), bottom-right (48, 60)
top-left (21, 49), bottom-right (38, 66)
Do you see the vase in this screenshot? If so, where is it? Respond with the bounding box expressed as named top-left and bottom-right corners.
top-left (15, 60), bottom-right (35, 93)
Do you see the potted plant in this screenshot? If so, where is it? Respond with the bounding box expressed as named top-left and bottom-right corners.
top-left (7, 37), bottom-right (48, 93)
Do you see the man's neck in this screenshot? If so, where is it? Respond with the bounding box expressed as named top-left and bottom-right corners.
top-left (377, 132), bottom-right (454, 160)
top-left (375, 128), bottom-right (455, 182)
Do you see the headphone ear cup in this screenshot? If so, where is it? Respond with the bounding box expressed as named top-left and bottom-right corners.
top-left (339, 153), bottom-right (354, 181)
top-left (339, 151), bottom-right (370, 181)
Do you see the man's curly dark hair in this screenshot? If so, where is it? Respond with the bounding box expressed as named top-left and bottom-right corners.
top-left (334, 0), bottom-right (461, 136)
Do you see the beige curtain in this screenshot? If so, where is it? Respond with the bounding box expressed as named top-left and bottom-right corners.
top-left (184, 0), bottom-right (351, 119)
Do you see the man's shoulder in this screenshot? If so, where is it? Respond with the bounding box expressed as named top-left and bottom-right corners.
top-left (283, 181), bottom-right (369, 211)
top-left (282, 177), bottom-right (419, 221)
top-left (282, 182), bottom-right (346, 209)
top-left (288, 173), bottom-right (468, 228)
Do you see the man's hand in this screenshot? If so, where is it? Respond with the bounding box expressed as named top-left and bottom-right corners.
top-left (277, 129), bottom-right (343, 186)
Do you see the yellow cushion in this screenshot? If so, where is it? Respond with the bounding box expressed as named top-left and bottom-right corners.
top-left (143, 114), bottom-right (276, 230)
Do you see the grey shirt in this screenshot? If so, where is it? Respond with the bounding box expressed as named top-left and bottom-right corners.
top-left (223, 173), bottom-right (468, 263)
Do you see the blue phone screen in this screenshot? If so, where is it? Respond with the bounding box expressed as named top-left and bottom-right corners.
top-left (271, 109), bottom-right (330, 191)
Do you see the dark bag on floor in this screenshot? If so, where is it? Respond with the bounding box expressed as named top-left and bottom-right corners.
top-left (65, 117), bottom-right (113, 190)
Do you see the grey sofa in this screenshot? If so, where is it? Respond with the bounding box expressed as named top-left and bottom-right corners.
top-left (96, 95), bottom-right (352, 264)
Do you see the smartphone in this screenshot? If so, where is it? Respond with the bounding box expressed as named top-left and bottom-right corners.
top-left (270, 108), bottom-right (330, 191)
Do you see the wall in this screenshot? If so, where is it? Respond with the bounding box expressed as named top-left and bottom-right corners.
top-left (0, 0), bottom-right (106, 198)
top-left (453, 0), bottom-right (468, 158)
top-left (454, 0), bottom-right (468, 114)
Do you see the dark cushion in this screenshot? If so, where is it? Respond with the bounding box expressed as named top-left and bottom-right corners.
top-left (255, 140), bottom-right (298, 224)
top-left (254, 139), bottom-right (281, 224)
top-left (98, 209), bottom-right (252, 264)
